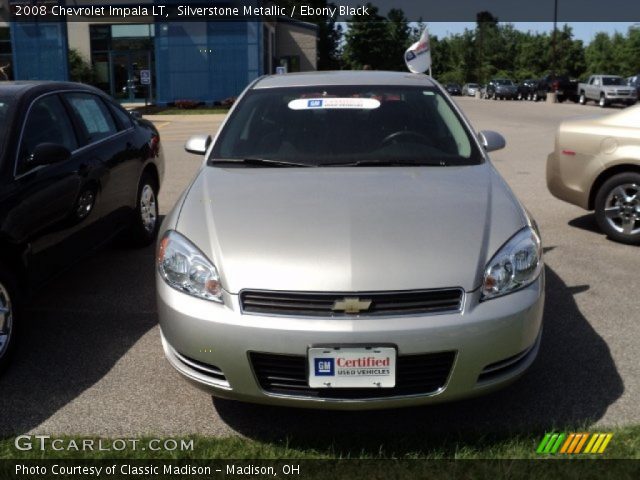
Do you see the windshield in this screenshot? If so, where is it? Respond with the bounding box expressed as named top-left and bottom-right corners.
top-left (602, 76), bottom-right (625, 86)
top-left (494, 79), bottom-right (514, 86)
top-left (211, 85), bottom-right (482, 167)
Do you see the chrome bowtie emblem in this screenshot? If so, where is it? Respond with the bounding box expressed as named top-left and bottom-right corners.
top-left (332, 297), bottom-right (372, 314)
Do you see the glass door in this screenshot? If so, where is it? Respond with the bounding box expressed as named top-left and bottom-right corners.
top-left (109, 51), bottom-right (152, 103)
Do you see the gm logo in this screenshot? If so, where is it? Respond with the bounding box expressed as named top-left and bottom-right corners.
top-left (314, 358), bottom-right (334, 376)
top-left (307, 99), bottom-right (323, 108)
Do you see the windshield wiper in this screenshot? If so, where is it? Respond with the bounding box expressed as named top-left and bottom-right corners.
top-left (323, 159), bottom-right (447, 167)
top-left (211, 158), bottom-right (313, 168)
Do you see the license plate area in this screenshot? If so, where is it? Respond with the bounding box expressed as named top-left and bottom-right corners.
top-left (308, 346), bottom-right (396, 388)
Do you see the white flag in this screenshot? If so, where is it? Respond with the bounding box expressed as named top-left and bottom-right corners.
top-left (404, 27), bottom-right (432, 74)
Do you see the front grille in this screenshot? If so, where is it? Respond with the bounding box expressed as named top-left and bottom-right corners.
top-left (250, 351), bottom-right (455, 399)
top-left (240, 289), bottom-right (463, 317)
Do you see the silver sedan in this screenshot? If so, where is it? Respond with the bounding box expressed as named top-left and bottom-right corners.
top-left (156, 71), bottom-right (544, 409)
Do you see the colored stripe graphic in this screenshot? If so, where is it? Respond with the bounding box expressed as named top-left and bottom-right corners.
top-left (560, 433), bottom-right (575, 453)
top-left (598, 434), bottom-right (613, 454)
top-left (538, 433), bottom-right (613, 454)
top-left (574, 433), bottom-right (589, 453)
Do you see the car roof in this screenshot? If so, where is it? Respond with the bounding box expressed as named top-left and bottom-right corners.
top-left (0, 81), bottom-right (103, 99)
top-left (252, 71), bottom-right (437, 89)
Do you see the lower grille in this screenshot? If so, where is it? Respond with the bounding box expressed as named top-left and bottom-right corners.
top-left (240, 289), bottom-right (463, 317)
top-left (250, 351), bottom-right (455, 399)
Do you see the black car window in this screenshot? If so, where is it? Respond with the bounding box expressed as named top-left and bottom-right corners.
top-left (18, 94), bottom-right (77, 171)
top-left (109, 102), bottom-right (133, 130)
top-left (0, 97), bottom-right (13, 156)
top-left (65, 92), bottom-right (118, 143)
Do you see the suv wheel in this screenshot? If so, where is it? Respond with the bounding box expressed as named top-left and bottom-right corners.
top-left (128, 173), bottom-right (160, 247)
top-left (579, 93), bottom-right (586, 105)
top-left (595, 173), bottom-right (640, 244)
top-left (599, 94), bottom-right (608, 108)
top-left (0, 267), bottom-right (18, 375)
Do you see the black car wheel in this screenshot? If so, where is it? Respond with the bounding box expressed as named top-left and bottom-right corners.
top-left (595, 173), bottom-right (640, 245)
top-left (0, 266), bottom-right (18, 375)
top-left (129, 173), bottom-right (159, 247)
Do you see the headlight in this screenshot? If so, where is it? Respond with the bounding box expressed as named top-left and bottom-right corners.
top-left (481, 227), bottom-right (542, 300)
top-left (157, 230), bottom-right (223, 303)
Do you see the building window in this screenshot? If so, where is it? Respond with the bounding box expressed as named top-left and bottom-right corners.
top-left (279, 55), bottom-right (300, 73)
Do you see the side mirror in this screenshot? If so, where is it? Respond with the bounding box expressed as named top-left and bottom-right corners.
top-left (31, 143), bottom-right (71, 166)
top-left (185, 135), bottom-right (212, 155)
top-left (478, 130), bottom-right (506, 152)
top-left (130, 111), bottom-right (142, 119)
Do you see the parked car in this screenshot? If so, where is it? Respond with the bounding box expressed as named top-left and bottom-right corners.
top-left (516, 79), bottom-right (537, 100)
top-left (627, 75), bottom-right (640, 97)
top-left (462, 83), bottom-right (480, 97)
top-left (157, 71), bottom-right (544, 409)
top-left (444, 83), bottom-right (462, 96)
top-left (578, 75), bottom-right (637, 107)
top-left (547, 105), bottom-right (640, 244)
top-left (0, 82), bottom-right (164, 373)
top-left (485, 79), bottom-right (518, 100)
top-left (532, 74), bottom-right (578, 103)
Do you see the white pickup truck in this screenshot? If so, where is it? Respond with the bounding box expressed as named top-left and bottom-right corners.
top-left (577, 75), bottom-right (637, 107)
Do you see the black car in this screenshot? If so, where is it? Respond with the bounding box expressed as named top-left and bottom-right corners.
top-left (484, 79), bottom-right (518, 100)
top-left (444, 83), bottom-right (462, 96)
top-left (628, 75), bottom-right (640, 97)
top-left (516, 79), bottom-right (537, 100)
top-left (533, 74), bottom-right (578, 102)
top-left (0, 82), bottom-right (164, 372)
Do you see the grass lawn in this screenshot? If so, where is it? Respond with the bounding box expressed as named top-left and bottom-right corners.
top-left (1, 425), bottom-right (638, 459)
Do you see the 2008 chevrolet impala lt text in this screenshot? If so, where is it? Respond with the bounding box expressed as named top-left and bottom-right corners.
top-left (155, 71), bottom-right (544, 409)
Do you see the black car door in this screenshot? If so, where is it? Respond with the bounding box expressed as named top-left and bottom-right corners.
top-left (2, 92), bottom-right (95, 283)
top-left (61, 92), bottom-right (139, 228)
top-left (10, 91), bottom-right (120, 284)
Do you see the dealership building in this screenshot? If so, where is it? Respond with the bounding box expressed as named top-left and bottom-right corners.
top-left (0, 0), bottom-right (317, 104)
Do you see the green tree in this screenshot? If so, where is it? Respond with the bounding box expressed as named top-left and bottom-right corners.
top-left (621, 26), bottom-right (640, 76)
top-left (68, 49), bottom-right (94, 84)
top-left (384, 9), bottom-right (412, 70)
top-left (585, 32), bottom-right (616, 75)
top-left (341, 4), bottom-right (392, 70)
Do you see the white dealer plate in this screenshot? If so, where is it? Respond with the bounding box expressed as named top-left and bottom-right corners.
top-left (308, 347), bottom-right (396, 388)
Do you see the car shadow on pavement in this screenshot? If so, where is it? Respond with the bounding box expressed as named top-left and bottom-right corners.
top-left (214, 264), bottom-right (624, 455)
top-left (0, 240), bottom-right (158, 436)
top-left (568, 213), bottom-right (605, 235)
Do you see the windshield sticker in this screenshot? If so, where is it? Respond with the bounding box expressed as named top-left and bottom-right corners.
top-left (288, 98), bottom-right (381, 110)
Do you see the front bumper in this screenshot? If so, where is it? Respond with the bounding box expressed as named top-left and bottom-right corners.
top-left (157, 274), bottom-right (544, 409)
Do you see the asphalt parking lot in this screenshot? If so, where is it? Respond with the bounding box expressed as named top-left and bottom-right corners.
top-left (1, 97), bottom-right (638, 444)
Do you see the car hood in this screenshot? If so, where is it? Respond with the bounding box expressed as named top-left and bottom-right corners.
top-left (175, 164), bottom-right (528, 294)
